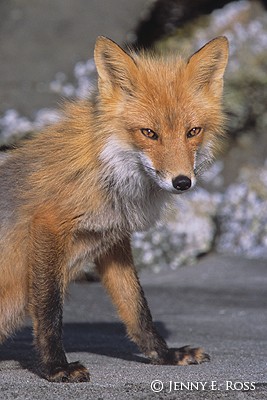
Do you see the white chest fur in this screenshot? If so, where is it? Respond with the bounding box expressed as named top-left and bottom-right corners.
top-left (99, 135), bottom-right (171, 232)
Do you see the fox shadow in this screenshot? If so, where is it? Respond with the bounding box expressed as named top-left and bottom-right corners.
top-left (0, 321), bottom-right (169, 375)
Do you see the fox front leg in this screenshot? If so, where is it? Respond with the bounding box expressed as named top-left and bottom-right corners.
top-left (28, 213), bottom-right (90, 382)
top-left (96, 236), bottom-right (210, 366)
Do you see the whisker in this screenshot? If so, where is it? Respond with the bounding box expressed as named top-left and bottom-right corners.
top-left (194, 156), bottom-right (214, 176)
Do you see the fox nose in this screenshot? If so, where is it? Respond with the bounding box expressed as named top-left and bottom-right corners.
top-left (172, 175), bottom-right (191, 191)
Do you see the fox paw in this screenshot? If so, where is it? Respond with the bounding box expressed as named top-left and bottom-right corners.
top-left (45, 361), bottom-right (90, 383)
top-left (152, 346), bottom-right (210, 366)
top-left (169, 345), bottom-right (210, 365)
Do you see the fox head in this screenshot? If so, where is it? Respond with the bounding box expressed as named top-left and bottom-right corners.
top-left (94, 36), bottom-right (228, 194)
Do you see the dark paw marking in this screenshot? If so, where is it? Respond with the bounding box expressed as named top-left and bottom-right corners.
top-left (169, 345), bottom-right (210, 365)
top-left (46, 361), bottom-right (90, 383)
top-left (151, 345), bottom-right (210, 366)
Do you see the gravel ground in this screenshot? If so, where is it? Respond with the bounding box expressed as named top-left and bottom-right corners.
top-left (0, 254), bottom-right (266, 399)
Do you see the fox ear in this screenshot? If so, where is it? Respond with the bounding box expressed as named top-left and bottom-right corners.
top-left (94, 36), bottom-right (137, 94)
top-left (187, 37), bottom-right (229, 95)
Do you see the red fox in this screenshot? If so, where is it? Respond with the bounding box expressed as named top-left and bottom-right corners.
top-left (0, 36), bottom-right (228, 382)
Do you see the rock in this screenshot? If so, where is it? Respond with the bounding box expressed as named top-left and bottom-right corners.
top-left (216, 163), bottom-right (267, 258)
top-left (132, 188), bottom-right (221, 272)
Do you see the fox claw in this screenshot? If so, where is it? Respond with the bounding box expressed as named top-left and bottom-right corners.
top-left (44, 361), bottom-right (90, 383)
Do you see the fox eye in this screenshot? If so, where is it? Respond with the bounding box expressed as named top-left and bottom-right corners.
top-left (140, 128), bottom-right (158, 140)
top-left (187, 127), bottom-right (202, 138)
